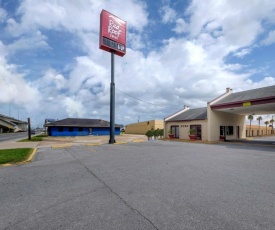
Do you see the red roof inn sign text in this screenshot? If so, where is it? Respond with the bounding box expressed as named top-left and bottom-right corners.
top-left (99, 10), bottom-right (126, 57)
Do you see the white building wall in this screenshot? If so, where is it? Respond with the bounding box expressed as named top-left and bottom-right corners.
top-left (165, 120), bottom-right (208, 140)
top-left (207, 104), bottom-right (246, 141)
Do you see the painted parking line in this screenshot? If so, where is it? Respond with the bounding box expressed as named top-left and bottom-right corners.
top-left (132, 140), bottom-right (145, 143)
top-left (114, 142), bottom-right (127, 145)
top-left (51, 144), bottom-right (72, 149)
top-left (86, 143), bottom-right (102, 146)
top-left (85, 147), bottom-right (96, 152)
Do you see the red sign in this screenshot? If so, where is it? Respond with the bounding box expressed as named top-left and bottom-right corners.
top-left (99, 10), bottom-right (126, 57)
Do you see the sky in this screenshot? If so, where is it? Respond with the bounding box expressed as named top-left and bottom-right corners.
top-left (0, 0), bottom-right (275, 127)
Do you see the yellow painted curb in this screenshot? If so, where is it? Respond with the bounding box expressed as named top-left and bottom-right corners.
top-left (114, 142), bottom-right (127, 145)
top-left (25, 148), bottom-right (37, 162)
top-left (51, 144), bottom-right (72, 149)
top-left (0, 148), bottom-right (37, 167)
top-left (86, 143), bottom-right (102, 146)
top-left (132, 140), bottom-right (144, 143)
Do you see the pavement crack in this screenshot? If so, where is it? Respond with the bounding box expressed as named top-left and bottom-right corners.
top-left (4, 187), bottom-right (106, 230)
top-left (66, 149), bottom-right (159, 230)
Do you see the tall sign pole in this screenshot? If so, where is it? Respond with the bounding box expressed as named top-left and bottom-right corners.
top-left (110, 50), bottom-right (115, 143)
top-left (99, 10), bottom-right (126, 144)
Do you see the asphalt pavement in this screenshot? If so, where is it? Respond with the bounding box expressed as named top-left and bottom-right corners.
top-left (0, 132), bottom-right (30, 142)
top-left (0, 141), bottom-right (274, 230)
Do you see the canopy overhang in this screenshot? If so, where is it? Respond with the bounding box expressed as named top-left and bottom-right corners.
top-left (211, 96), bottom-right (275, 115)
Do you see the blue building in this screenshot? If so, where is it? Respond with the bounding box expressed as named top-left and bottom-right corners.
top-left (44, 118), bottom-right (121, 136)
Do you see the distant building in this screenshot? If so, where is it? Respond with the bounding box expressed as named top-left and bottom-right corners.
top-left (245, 124), bottom-right (272, 137)
top-left (44, 118), bottom-right (57, 133)
top-left (44, 118), bottom-right (121, 136)
top-left (0, 114), bottom-right (28, 133)
top-left (125, 120), bottom-right (164, 135)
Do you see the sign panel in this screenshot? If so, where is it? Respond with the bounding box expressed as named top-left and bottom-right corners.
top-left (243, 102), bottom-right (251, 107)
top-left (99, 10), bottom-right (126, 57)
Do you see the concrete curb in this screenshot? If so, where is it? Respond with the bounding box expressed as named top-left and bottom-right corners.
top-left (161, 138), bottom-right (219, 144)
top-left (51, 144), bottom-right (72, 149)
top-left (0, 148), bottom-right (37, 167)
top-left (25, 148), bottom-right (37, 162)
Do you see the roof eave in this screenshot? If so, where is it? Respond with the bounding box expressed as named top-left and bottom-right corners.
top-left (211, 96), bottom-right (275, 109)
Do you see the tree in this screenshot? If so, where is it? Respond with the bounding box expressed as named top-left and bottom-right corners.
top-left (159, 129), bottom-right (164, 138)
top-left (153, 129), bottom-right (160, 140)
top-left (145, 130), bottom-right (153, 140)
top-left (264, 121), bottom-right (269, 135)
top-left (248, 115), bottom-right (254, 137)
top-left (256, 116), bottom-right (262, 136)
top-left (270, 117), bottom-right (274, 134)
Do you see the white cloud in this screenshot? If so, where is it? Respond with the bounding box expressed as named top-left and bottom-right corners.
top-left (159, 5), bottom-right (177, 24)
top-left (262, 30), bottom-right (275, 46)
top-left (173, 18), bottom-right (188, 34)
top-left (67, 56), bottom-right (108, 94)
top-left (0, 8), bottom-right (7, 22)
top-left (63, 97), bottom-right (86, 118)
top-left (128, 32), bottom-right (146, 50)
top-left (233, 48), bottom-right (252, 58)
top-left (187, 0), bottom-right (275, 48)
top-left (7, 31), bottom-right (49, 54)
top-left (0, 56), bottom-right (40, 109)
top-left (6, 0), bottom-right (148, 36)
top-left (38, 69), bottom-right (67, 90)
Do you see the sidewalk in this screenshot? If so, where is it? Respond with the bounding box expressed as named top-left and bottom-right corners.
top-left (0, 134), bottom-right (148, 149)
top-left (0, 141), bottom-right (39, 149)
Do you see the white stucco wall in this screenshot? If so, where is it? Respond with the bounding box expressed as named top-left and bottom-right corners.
top-left (207, 104), bottom-right (246, 141)
top-left (164, 120), bottom-right (208, 140)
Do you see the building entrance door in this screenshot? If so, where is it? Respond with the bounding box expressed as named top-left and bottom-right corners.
top-left (171, 126), bottom-right (179, 138)
top-left (190, 125), bottom-right (202, 140)
top-left (220, 126), bottom-right (226, 140)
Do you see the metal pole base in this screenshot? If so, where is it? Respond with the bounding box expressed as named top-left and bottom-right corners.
top-left (109, 139), bottom-right (116, 144)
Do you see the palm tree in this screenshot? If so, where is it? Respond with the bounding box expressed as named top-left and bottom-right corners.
top-left (264, 121), bottom-right (269, 135)
top-left (248, 115), bottom-right (253, 137)
top-left (256, 116), bottom-right (262, 136)
top-left (270, 117), bottom-right (274, 134)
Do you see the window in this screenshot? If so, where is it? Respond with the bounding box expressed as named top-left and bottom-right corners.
top-left (58, 127), bottom-right (63, 132)
top-left (78, 127), bottom-right (83, 132)
top-left (226, 126), bottom-right (234, 135)
top-left (69, 127), bottom-right (74, 132)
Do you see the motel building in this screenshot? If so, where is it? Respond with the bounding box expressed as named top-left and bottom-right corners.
top-left (164, 85), bottom-right (275, 142)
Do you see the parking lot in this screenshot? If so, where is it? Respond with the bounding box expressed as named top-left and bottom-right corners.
top-left (1, 141), bottom-right (275, 230)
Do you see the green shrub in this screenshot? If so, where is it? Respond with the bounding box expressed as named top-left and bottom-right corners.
top-left (145, 130), bottom-right (153, 140)
top-left (159, 129), bottom-right (164, 137)
top-left (153, 129), bottom-right (160, 139)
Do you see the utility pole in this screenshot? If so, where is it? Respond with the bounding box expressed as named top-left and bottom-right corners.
top-left (138, 116), bottom-right (140, 123)
top-left (28, 118), bottom-right (31, 140)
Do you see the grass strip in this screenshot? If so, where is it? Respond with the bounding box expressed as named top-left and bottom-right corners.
top-left (19, 136), bottom-right (43, 142)
top-left (36, 134), bottom-right (48, 138)
top-left (0, 148), bottom-right (33, 165)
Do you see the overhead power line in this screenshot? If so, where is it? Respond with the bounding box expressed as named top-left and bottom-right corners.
top-left (115, 88), bottom-right (181, 110)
